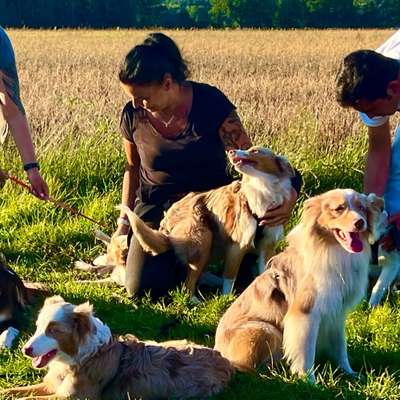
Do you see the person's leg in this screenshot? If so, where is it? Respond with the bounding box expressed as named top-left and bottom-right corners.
top-left (124, 202), bottom-right (186, 299)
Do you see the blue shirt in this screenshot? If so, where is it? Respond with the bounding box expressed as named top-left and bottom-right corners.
top-left (0, 26), bottom-right (24, 113)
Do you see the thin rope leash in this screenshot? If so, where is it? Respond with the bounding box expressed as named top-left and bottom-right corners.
top-left (2, 170), bottom-right (107, 229)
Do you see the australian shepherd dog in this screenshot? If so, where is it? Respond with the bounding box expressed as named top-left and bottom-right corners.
top-left (0, 295), bottom-right (234, 400)
top-left (214, 189), bottom-right (385, 382)
top-left (120, 146), bottom-right (294, 296)
top-left (74, 230), bottom-right (128, 286)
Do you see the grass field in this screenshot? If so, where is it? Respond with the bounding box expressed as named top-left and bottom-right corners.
top-left (1, 29), bottom-right (400, 399)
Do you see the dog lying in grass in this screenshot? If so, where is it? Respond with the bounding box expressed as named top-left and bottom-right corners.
top-left (214, 190), bottom-right (385, 383)
top-left (0, 295), bottom-right (234, 400)
top-left (120, 146), bottom-right (294, 296)
top-left (0, 256), bottom-right (47, 350)
top-left (74, 230), bottom-right (128, 286)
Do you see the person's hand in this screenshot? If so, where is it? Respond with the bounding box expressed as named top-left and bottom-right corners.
top-left (259, 188), bottom-right (297, 227)
top-left (112, 219), bottom-right (130, 239)
top-left (379, 212), bottom-right (400, 252)
top-left (26, 168), bottom-right (49, 200)
top-left (380, 233), bottom-right (395, 252)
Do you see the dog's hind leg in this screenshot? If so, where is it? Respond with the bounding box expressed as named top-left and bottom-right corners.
top-left (183, 228), bottom-right (213, 298)
top-left (222, 244), bottom-right (247, 294)
top-left (217, 321), bottom-right (283, 371)
top-left (369, 250), bottom-right (400, 307)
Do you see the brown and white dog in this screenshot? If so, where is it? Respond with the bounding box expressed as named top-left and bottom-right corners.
top-left (74, 230), bottom-right (128, 286)
top-left (0, 296), bottom-right (234, 400)
top-left (214, 189), bottom-right (385, 383)
top-left (119, 146), bottom-right (294, 296)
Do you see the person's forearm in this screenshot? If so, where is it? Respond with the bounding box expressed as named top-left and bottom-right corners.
top-left (120, 164), bottom-right (139, 217)
top-left (364, 151), bottom-right (390, 196)
top-left (364, 124), bottom-right (391, 196)
top-left (7, 111), bottom-right (37, 166)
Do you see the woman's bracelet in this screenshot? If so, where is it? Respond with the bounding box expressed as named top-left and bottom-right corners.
top-left (24, 162), bottom-right (40, 171)
top-left (117, 216), bottom-right (130, 227)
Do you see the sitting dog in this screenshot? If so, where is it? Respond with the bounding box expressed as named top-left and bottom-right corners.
top-left (214, 189), bottom-right (384, 382)
top-left (0, 296), bottom-right (234, 400)
top-left (120, 146), bottom-right (294, 296)
top-left (75, 230), bottom-right (128, 286)
top-left (0, 257), bottom-right (46, 350)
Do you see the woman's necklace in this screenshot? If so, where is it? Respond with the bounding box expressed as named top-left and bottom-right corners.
top-left (161, 113), bottom-right (176, 128)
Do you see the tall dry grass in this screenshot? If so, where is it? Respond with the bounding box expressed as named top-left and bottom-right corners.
top-left (7, 29), bottom-right (399, 158)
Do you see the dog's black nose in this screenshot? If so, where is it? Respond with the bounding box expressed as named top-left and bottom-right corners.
top-left (354, 219), bottom-right (365, 230)
top-left (23, 346), bottom-right (33, 357)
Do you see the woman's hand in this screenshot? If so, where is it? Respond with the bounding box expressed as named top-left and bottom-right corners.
top-left (259, 188), bottom-right (297, 227)
top-left (113, 220), bottom-right (131, 238)
top-left (26, 168), bottom-right (49, 200)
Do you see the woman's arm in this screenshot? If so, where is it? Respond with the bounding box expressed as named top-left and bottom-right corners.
top-left (218, 109), bottom-right (300, 226)
top-left (218, 110), bottom-right (252, 150)
top-left (114, 138), bottom-right (141, 236)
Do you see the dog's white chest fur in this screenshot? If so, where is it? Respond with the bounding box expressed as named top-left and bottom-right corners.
top-left (310, 247), bottom-right (370, 316)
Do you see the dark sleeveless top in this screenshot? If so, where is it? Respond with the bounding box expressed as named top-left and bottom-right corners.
top-left (120, 81), bottom-right (235, 205)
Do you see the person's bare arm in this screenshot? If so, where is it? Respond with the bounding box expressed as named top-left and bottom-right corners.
top-left (0, 71), bottom-right (48, 198)
top-left (218, 110), bottom-right (252, 150)
top-left (114, 138), bottom-right (140, 236)
top-left (364, 122), bottom-right (391, 196)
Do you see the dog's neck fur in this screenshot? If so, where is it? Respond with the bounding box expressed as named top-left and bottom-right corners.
top-left (240, 172), bottom-right (292, 218)
top-left (288, 222), bottom-right (370, 313)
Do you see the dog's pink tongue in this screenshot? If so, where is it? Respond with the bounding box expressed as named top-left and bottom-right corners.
top-left (348, 232), bottom-right (363, 253)
top-left (32, 349), bottom-right (57, 368)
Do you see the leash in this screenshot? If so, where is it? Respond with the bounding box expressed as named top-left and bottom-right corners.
top-left (1, 169), bottom-right (107, 229)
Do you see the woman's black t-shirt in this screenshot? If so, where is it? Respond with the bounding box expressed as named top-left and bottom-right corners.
top-left (120, 81), bottom-right (235, 205)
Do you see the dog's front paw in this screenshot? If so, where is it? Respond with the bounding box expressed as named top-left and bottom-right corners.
top-left (0, 327), bottom-right (20, 349)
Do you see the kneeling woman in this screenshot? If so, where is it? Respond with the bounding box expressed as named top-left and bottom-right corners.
top-left (114, 32), bottom-right (301, 299)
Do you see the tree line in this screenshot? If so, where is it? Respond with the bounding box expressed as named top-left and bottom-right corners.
top-left (1, 0), bottom-right (399, 28)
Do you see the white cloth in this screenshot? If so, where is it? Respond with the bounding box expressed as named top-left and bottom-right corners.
top-left (384, 125), bottom-right (400, 214)
top-left (359, 29), bottom-right (400, 127)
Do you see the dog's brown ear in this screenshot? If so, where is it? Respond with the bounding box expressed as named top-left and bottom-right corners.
top-left (367, 193), bottom-right (385, 211)
top-left (73, 302), bottom-right (95, 339)
top-left (275, 156), bottom-right (295, 178)
top-left (302, 195), bottom-right (322, 225)
top-left (44, 295), bottom-right (65, 307)
top-left (366, 193), bottom-right (387, 244)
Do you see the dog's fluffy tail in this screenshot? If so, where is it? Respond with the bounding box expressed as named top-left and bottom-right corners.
top-left (117, 205), bottom-right (170, 255)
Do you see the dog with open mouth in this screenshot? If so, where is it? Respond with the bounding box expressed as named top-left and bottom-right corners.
top-left (119, 146), bottom-right (294, 297)
top-left (214, 189), bottom-right (385, 382)
top-left (0, 295), bottom-right (234, 400)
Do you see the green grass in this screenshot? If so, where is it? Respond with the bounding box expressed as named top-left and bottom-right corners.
top-left (1, 128), bottom-right (400, 400)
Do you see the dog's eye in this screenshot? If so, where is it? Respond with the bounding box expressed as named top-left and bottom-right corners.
top-left (46, 326), bottom-right (61, 336)
top-left (359, 205), bottom-right (366, 212)
top-left (334, 204), bottom-right (346, 212)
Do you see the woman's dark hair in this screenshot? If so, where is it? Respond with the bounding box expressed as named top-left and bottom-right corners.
top-left (336, 50), bottom-right (400, 107)
top-left (119, 32), bottom-right (189, 85)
